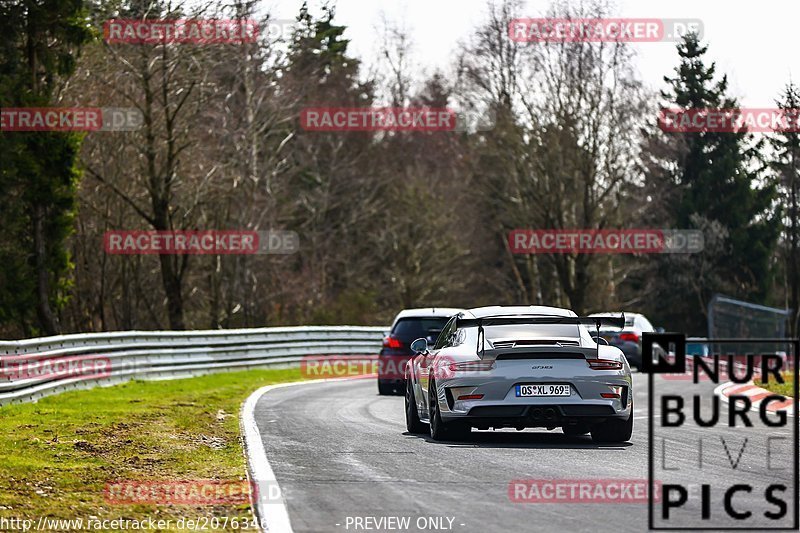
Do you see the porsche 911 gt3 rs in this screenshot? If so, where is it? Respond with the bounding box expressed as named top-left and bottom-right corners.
top-left (404, 306), bottom-right (633, 443)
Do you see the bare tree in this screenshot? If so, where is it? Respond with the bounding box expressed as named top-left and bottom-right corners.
top-left (458, 0), bottom-right (647, 312)
top-left (76, 1), bottom-right (223, 329)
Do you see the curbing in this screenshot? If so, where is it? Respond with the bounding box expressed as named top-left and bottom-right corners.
top-left (714, 381), bottom-right (795, 417)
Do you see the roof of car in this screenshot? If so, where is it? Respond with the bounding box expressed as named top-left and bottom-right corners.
top-left (464, 305), bottom-right (577, 319)
top-left (392, 308), bottom-right (465, 320)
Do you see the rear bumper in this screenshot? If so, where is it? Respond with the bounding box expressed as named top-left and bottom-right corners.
top-left (436, 374), bottom-right (632, 427)
top-left (442, 402), bottom-right (631, 428)
top-left (377, 377), bottom-right (406, 386)
top-left (464, 403), bottom-right (626, 428)
top-left (468, 404), bottom-right (617, 417)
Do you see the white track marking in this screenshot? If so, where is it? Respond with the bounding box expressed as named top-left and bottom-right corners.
top-left (241, 378), bottom-right (364, 532)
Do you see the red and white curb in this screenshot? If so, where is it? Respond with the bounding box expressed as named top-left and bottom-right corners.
top-left (713, 382), bottom-right (795, 416)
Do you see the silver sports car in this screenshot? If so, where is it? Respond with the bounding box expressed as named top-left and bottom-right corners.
top-left (404, 306), bottom-right (633, 443)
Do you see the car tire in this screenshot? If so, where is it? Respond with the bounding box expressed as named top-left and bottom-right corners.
top-left (428, 379), bottom-right (470, 441)
top-left (378, 380), bottom-right (393, 396)
top-left (590, 405), bottom-right (633, 443)
top-left (405, 378), bottom-right (427, 433)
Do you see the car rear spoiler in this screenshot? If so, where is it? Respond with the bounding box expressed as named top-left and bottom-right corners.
top-left (455, 315), bottom-right (624, 329)
top-left (455, 314), bottom-right (625, 358)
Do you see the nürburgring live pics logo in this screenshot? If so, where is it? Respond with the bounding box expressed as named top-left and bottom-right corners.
top-left (643, 333), bottom-right (798, 530)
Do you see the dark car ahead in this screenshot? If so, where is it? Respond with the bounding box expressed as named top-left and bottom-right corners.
top-left (378, 308), bottom-right (464, 395)
top-left (588, 312), bottom-right (664, 370)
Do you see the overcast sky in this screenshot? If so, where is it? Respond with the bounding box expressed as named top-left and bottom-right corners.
top-left (266, 0), bottom-right (799, 107)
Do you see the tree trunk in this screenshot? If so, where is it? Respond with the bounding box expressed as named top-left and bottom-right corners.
top-left (33, 205), bottom-right (60, 335)
top-left (158, 255), bottom-right (185, 330)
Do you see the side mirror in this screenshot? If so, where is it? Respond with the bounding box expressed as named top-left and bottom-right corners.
top-left (410, 338), bottom-right (428, 354)
top-left (592, 336), bottom-right (609, 346)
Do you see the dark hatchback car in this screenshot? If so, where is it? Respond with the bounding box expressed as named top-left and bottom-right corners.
top-left (589, 312), bottom-right (664, 370)
top-left (377, 308), bottom-right (464, 395)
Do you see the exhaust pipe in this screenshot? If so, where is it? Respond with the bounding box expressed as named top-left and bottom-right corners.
top-left (544, 408), bottom-right (556, 420)
top-left (531, 408), bottom-right (543, 419)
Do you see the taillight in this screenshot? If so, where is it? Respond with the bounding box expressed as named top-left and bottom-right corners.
top-left (618, 332), bottom-right (639, 343)
top-left (447, 361), bottom-right (495, 372)
top-left (457, 394), bottom-right (484, 400)
top-left (382, 336), bottom-right (403, 349)
top-left (586, 359), bottom-right (623, 370)
top-left (601, 385), bottom-right (624, 399)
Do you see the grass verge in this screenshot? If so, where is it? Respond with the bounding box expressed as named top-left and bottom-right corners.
top-left (754, 371), bottom-right (795, 397)
top-left (0, 367), bottom-right (306, 531)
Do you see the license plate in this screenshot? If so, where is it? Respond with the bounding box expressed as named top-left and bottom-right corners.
top-left (516, 384), bottom-right (571, 397)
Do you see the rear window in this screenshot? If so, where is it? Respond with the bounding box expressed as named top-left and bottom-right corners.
top-left (392, 317), bottom-right (450, 343)
top-left (484, 324), bottom-right (582, 340)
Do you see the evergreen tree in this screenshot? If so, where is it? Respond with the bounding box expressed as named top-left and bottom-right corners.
top-left (281, 3), bottom-right (379, 320)
top-left (0, 0), bottom-right (92, 335)
top-left (770, 82), bottom-right (800, 335)
top-left (642, 33), bottom-right (779, 334)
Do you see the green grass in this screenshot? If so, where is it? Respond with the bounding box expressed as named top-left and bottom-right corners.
top-left (0, 367), bottom-right (305, 531)
top-left (754, 371), bottom-right (795, 397)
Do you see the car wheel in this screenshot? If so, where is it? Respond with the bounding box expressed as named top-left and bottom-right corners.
top-left (428, 379), bottom-right (469, 441)
top-left (590, 404), bottom-right (633, 443)
top-left (405, 378), bottom-right (427, 433)
top-left (378, 380), bottom-right (393, 396)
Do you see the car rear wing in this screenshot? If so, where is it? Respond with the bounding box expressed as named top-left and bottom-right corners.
top-left (455, 314), bottom-right (625, 358)
top-left (455, 315), bottom-right (624, 329)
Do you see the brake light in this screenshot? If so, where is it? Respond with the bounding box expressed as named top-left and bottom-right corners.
top-left (457, 394), bottom-right (484, 400)
top-left (382, 336), bottom-right (403, 349)
top-left (447, 361), bottom-right (495, 372)
top-left (586, 359), bottom-right (623, 370)
top-left (618, 332), bottom-right (639, 343)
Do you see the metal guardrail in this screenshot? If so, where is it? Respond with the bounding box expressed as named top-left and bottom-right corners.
top-left (0, 326), bottom-right (387, 406)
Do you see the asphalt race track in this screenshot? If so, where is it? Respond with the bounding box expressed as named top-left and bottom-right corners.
top-left (252, 373), bottom-right (797, 533)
